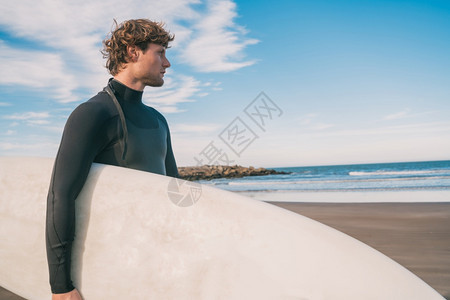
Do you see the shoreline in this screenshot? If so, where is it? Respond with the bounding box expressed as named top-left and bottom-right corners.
top-left (239, 189), bottom-right (450, 203)
top-left (269, 202), bottom-right (450, 299)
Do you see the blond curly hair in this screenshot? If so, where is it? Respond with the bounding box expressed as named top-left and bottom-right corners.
top-left (102, 19), bottom-right (174, 76)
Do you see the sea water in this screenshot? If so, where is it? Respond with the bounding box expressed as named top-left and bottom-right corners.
top-left (199, 160), bottom-right (450, 203)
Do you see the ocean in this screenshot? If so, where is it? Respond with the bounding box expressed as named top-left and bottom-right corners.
top-left (199, 160), bottom-right (450, 203)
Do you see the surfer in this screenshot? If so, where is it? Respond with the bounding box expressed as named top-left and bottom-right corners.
top-left (46, 19), bottom-right (178, 299)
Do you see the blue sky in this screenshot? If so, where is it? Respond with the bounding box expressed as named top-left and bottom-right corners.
top-left (0, 0), bottom-right (449, 167)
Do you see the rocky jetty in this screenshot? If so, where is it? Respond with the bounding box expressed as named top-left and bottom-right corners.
top-left (178, 165), bottom-right (289, 181)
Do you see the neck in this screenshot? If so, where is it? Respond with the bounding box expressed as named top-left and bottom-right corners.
top-left (113, 72), bottom-right (145, 91)
top-left (110, 78), bottom-right (143, 103)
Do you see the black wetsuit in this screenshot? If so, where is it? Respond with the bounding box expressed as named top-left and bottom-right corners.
top-left (46, 79), bottom-right (178, 293)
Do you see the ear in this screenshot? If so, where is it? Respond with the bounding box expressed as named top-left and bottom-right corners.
top-left (127, 45), bottom-right (140, 62)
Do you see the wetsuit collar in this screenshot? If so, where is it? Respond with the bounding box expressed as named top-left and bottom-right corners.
top-left (109, 78), bottom-right (144, 103)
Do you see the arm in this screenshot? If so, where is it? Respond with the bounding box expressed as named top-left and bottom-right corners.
top-left (46, 102), bottom-right (108, 294)
top-left (164, 122), bottom-right (179, 178)
top-left (51, 289), bottom-right (83, 300)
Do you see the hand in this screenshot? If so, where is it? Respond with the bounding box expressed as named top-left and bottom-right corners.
top-left (52, 288), bottom-right (82, 300)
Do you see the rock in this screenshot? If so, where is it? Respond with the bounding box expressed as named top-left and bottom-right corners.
top-left (178, 165), bottom-right (289, 181)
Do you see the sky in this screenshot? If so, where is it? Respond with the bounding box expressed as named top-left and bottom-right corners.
top-left (0, 0), bottom-right (449, 167)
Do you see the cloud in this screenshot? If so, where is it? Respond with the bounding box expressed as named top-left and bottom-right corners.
top-left (178, 0), bottom-right (259, 72)
top-left (297, 113), bottom-right (318, 125)
top-left (3, 111), bottom-right (51, 126)
top-left (383, 109), bottom-right (434, 121)
top-left (27, 120), bottom-right (51, 125)
top-left (144, 74), bottom-right (202, 113)
top-left (4, 111), bottom-right (50, 120)
top-left (0, 41), bottom-right (78, 102)
top-left (312, 123), bottom-right (335, 130)
top-left (0, 102), bottom-right (12, 107)
top-left (383, 109), bottom-right (410, 120)
top-left (297, 113), bottom-right (334, 130)
top-left (0, 0), bottom-right (257, 110)
top-left (5, 130), bottom-right (16, 136)
top-left (0, 0), bottom-right (199, 69)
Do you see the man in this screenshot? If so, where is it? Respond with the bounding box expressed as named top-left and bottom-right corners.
top-left (46, 19), bottom-right (178, 300)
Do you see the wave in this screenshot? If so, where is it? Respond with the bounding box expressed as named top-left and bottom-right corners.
top-left (236, 186), bottom-right (450, 192)
top-left (222, 176), bottom-right (450, 186)
top-left (349, 170), bottom-right (450, 176)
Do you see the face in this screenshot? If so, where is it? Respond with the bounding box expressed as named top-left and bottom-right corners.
top-left (133, 43), bottom-right (171, 88)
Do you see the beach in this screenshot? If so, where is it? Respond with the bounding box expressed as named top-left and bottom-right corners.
top-left (270, 201), bottom-right (450, 299)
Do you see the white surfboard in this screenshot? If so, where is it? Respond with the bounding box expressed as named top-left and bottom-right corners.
top-left (0, 157), bottom-right (443, 299)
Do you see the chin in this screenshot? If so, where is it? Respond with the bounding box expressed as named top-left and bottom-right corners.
top-left (146, 79), bottom-right (164, 87)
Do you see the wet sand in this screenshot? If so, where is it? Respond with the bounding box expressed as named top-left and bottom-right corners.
top-left (0, 287), bottom-right (26, 300)
top-left (270, 202), bottom-right (450, 299)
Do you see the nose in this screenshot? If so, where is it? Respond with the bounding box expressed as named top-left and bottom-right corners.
top-left (163, 55), bottom-right (171, 68)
